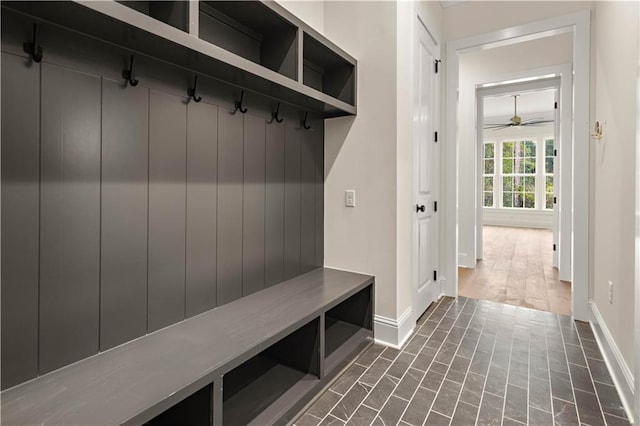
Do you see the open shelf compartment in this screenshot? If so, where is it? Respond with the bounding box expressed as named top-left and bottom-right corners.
top-left (199, 1), bottom-right (298, 81)
top-left (223, 318), bottom-right (320, 425)
top-left (324, 285), bottom-right (373, 373)
top-left (116, 1), bottom-right (188, 32)
top-left (303, 32), bottom-right (356, 106)
top-left (144, 383), bottom-right (213, 426)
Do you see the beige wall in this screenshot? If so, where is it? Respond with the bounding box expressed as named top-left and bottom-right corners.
top-left (322, 1), bottom-right (442, 328)
top-left (443, 1), bottom-right (593, 42)
top-left (592, 0), bottom-right (639, 371)
top-left (275, 0), bottom-right (324, 33)
top-left (323, 1), bottom-right (399, 320)
top-left (396, 0), bottom-right (415, 319)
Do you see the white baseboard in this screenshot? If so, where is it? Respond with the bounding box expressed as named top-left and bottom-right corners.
top-left (483, 208), bottom-right (553, 229)
top-left (589, 302), bottom-right (635, 423)
top-left (374, 306), bottom-right (414, 349)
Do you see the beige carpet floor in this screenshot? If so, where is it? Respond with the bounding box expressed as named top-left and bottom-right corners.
top-left (458, 226), bottom-right (572, 316)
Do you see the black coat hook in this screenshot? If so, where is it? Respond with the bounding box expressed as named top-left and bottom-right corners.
top-left (271, 103), bottom-right (283, 123)
top-left (122, 55), bottom-right (139, 87)
top-left (234, 90), bottom-right (248, 114)
top-left (23, 23), bottom-right (43, 63)
top-left (302, 112), bottom-right (311, 130)
top-left (187, 76), bottom-right (202, 102)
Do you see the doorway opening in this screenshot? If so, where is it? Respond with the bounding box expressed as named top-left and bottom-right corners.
top-left (459, 84), bottom-right (572, 315)
top-left (444, 11), bottom-right (590, 321)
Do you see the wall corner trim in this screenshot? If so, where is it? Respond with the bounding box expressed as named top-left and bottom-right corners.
top-left (458, 253), bottom-right (475, 269)
top-left (589, 302), bottom-right (636, 423)
top-left (374, 306), bottom-right (414, 349)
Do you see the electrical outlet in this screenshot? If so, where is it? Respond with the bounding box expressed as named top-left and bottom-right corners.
top-left (345, 190), bottom-right (356, 207)
top-left (608, 280), bottom-right (614, 304)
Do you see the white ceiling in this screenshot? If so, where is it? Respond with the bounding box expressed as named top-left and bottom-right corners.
top-left (483, 88), bottom-right (556, 121)
top-left (440, 0), bottom-right (468, 8)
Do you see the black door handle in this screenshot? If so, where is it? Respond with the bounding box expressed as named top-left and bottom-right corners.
top-left (416, 204), bottom-right (425, 213)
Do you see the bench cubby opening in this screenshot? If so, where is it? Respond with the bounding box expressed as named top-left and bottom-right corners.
top-left (116, 1), bottom-right (188, 32)
top-left (222, 317), bottom-right (320, 425)
top-left (144, 383), bottom-right (213, 426)
top-left (303, 32), bottom-right (355, 106)
top-left (199, 1), bottom-right (298, 80)
top-left (324, 285), bottom-right (373, 372)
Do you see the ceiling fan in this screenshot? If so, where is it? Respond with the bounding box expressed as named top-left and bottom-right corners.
top-left (484, 94), bottom-right (554, 130)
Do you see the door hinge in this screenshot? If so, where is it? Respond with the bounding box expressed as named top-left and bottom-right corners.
top-left (434, 201), bottom-right (438, 212)
top-left (434, 131), bottom-right (438, 142)
top-left (433, 270), bottom-right (437, 281)
top-left (554, 101), bottom-right (558, 109)
top-left (435, 59), bottom-right (441, 74)
top-left (554, 196), bottom-right (557, 204)
top-left (553, 244), bottom-right (557, 252)
top-left (554, 149), bottom-right (558, 157)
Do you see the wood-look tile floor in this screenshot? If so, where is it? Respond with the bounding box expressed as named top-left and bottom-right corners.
top-left (293, 297), bottom-right (630, 426)
top-left (459, 226), bottom-right (572, 316)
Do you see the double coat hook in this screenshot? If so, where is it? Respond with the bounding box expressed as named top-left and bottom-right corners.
top-left (234, 90), bottom-right (248, 114)
top-left (271, 103), bottom-right (283, 123)
top-left (302, 112), bottom-right (311, 130)
top-left (23, 23), bottom-right (43, 63)
top-left (187, 76), bottom-right (202, 102)
top-left (122, 55), bottom-right (139, 87)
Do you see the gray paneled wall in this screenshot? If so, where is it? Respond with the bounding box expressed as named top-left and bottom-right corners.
top-left (1, 52), bottom-right (40, 389)
top-left (217, 109), bottom-right (244, 306)
top-left (284, 127), bottom-right (302, 280)
top-left (1, 48), bottom-right (324, 389)
top-left (243, 114), bottom-right (267, 297)
top-left (148, 90), bottom-right (188, 332)
top-left (100, 78), bottom-right (149, 351)
top-left (39, 63), bottom-right (102, 375)
top-left (301, 132), bottom-right (317, 274)
top-left (265, 124), bottom-right (286, 288)
top-left (186, 101), bottom-right (219, 317)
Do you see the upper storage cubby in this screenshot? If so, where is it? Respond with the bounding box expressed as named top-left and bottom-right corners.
top-left (303, 32), bottom-right (355, 106)
top-left (2, 0), bottom-right (356, 117)
top-left (199, 1), bottom-right (297, 81)
top-left (116, 1), bottom-right (188, 32)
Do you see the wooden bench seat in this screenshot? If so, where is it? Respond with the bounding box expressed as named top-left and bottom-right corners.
top-left (1, 268), bottom-right (374, 426)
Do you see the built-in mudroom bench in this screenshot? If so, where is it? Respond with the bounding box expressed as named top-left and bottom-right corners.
top-left (1, 0), bottom-right (364, 424)
top-left (1, 268), bottom-right (374, 425)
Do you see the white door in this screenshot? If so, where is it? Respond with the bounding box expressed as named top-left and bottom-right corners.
top-left (413, 19), bottom-right (440, 322)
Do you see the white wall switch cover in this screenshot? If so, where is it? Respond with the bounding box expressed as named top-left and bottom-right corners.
top-left (345, 190), bottom-right (356, 207)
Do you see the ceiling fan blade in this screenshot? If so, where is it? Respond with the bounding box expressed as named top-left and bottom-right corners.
top-left (522, 119), bottom-right (554, 125)
top-left (521, 117), bottom-right (545, 122)
top-left (483, 124), bottom-right (511, 130)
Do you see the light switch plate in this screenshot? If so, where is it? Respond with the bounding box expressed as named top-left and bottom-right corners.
top-left (345, 190), bottom-right (356, 207)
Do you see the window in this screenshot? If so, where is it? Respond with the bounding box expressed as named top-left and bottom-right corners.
top-left (544, 139), bottom-right (554, 209)
top-left (483, 137), bottom-right (555, 211)
top-left (483, 142), bottom-right (494, 207)
top-left (502, 140), bottom-right (536, 208)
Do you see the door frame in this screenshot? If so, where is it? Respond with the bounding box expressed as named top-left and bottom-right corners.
top-left (444, 10), bottom-right (591, 321)
top-left (635, 4), bottom-right (640, 420)
top-left (474, 69), bottom-right (572, 283)
top-left (412, 13), bottom-right (441, 323)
